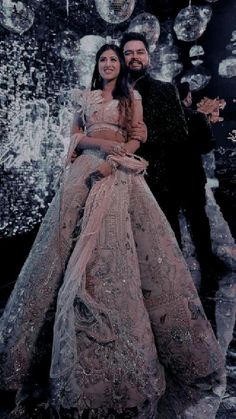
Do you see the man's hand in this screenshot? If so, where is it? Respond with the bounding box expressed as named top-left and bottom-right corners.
top-left (129, 122), bottom-right (147, 143)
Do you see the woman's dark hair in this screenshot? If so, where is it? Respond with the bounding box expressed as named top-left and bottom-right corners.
top-left (91, 44), bottom-right (130, 101)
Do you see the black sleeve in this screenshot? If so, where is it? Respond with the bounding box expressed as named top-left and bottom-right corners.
top-left (163, 83), bottom-right (188, 143)
top-left (192, 112), bottom-right (215, 154)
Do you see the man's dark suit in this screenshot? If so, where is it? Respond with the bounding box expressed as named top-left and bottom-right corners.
top-left (134, 74), bottom-right (188, 239)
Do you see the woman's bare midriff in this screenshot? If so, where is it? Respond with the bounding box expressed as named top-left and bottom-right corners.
top-left (88, 129), bottom-right (126, 143)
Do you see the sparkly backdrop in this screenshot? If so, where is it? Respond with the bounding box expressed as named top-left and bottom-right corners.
top-left (0, 0), bottom-right (235, 240)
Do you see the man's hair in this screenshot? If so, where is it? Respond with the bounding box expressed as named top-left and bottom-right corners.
top-left (120, 32), bottom-right (149, 53)
top-left (177, 82), bottom-right (190, 101)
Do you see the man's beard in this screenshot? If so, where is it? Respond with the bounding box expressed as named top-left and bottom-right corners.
top-left (127, 61), bottom-right (149, 80)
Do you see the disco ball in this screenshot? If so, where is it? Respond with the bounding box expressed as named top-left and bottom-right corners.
top-left (95, 0), bottom-right (136, 24)
top-left (128, 12), bottom-right (160, 53)
top-left (199, 5), bottom-right (212, 24)
top-left (230, 30), bottom-right (236, 42)
top-left (189, 45), bottom-right (205, 66)
top-left (0, 0), bottom-right (34, 35)
top-left (226, 43), bottom-right (236, 55)
top-left (181, 66), bottom-right (211, 91)
top-left (150, 39), bottom-right (183, 82)
top-left (174, 5), bottom-right (208, 42)
top-left (219, 57), bottom-right (236, 78)
top-left (189, 45), bottom-right (205, 58)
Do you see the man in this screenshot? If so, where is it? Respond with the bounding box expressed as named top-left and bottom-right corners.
top-left (120, 33), bottom-right (226, 418)
top-left (121, 34), bottom-right (224, 287)
top-left (120, 32), bottom-right (188, 242)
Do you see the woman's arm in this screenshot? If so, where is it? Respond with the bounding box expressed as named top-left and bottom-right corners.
top-left (71, 112), bottom-right (126, 156)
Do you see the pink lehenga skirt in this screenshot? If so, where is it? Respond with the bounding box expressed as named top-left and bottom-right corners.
top-left (0, 150), bottom-right (224, 417)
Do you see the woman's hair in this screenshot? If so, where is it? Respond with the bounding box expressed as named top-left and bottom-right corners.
top-left (91, 43), bottom-right (132, 130)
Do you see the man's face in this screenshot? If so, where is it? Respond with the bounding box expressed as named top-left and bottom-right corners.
top-left (123, 40), bottom-right (150, 72)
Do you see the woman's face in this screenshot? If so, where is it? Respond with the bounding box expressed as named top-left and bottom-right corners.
top-left (98, 49), bottom-right (121, 83)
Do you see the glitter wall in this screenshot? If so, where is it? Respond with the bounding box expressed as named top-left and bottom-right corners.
top-left (0, 0), bottom-right (235, 293)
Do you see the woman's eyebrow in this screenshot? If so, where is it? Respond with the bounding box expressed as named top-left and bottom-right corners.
top-left (100, 55), bottom-right (118, 59)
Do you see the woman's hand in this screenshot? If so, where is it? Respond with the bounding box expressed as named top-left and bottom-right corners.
top-left (100, 140), bottom-right (126, 156)
top-left (70, 150), bottom-right (79, 163)
top-left (128, 122), bottom-right (147, 143)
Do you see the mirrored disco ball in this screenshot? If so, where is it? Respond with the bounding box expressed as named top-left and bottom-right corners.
top-left (219, 57), bottom-right (236, 78)
top-left (226, 31), bottom-right (236, 55)
top-left (151, 61), bottom-right (183, 82)
top-left (128, 12), bottom-right (160, 53)
top-left (189, 45), bottom-right (205, 58)
top-left (174, 5), bottom-right (207, 42)
top-left (54, 30), bottom-right (80, 60)
top-left (231, 30), bottom-right (236, 42)
top-left (226, 43), bottom-right (236, 55)
top-left (191, 59), bottom-right (204, 66)
top-left (95, 0), bottom-right (136, 24)
top-left (74, 35), bottom-right (106, 88)
top-left (199, 5), bottom-right (212, 24)
top-left (189, 45), bottom-right (205, 66)
top-left (0, 0), bottom-right (34, 34)
top-left (150, 40), bottom-right (183, 82)
top-left (181, 66), bottom-right (211, 91)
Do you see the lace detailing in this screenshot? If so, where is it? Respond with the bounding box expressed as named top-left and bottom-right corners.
top-left (50, 155), bottom-right (161, 413)
top-left (0, 89), bottom-right (225, 416)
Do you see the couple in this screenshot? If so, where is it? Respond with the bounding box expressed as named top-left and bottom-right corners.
top-left (0, 35), bottom-right (225, 418)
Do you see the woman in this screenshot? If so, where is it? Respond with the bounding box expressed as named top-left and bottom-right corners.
top-left (0, 45), bottom-right (224, 418)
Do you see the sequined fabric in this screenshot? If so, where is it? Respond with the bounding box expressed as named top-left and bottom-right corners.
top-left (0, 91), bottom-right (225, 417)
